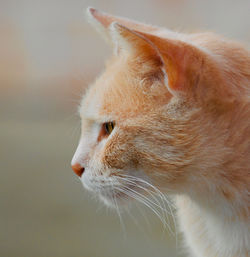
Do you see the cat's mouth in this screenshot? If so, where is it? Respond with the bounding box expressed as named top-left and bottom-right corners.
top-left (80, 173), bottom-right (142, 206)
top-left (80, 169), bottom-right (163, 210)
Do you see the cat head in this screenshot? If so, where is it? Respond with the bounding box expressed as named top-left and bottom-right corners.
top-left (71, 8), bottom-right (247, 206)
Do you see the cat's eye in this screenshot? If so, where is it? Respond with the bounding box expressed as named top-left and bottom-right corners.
top-left (97, 121), bottom-right (115, 142)
top-left (104, 121), bottom-right (115, 135)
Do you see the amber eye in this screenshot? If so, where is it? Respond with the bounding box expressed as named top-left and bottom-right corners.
top-left (104, 121), bottom-right (115, 135)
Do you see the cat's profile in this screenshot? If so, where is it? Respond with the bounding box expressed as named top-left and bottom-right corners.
top-left (71, 7), bottom-right (250, 257)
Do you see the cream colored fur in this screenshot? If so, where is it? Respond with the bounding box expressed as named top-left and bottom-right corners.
top-left (72, 8), bottom-right (250, 257)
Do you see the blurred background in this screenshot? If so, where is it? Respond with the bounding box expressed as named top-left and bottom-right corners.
top-left (1, 0), bottom-right (249, 256)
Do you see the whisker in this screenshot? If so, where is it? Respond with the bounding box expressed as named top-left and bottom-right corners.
top-left (110, 181), bottom-right (127, 238)
top-left (94, 174), bottom-right (177, 244)
top-left (114, 175), bottom-right (176, 237)
top-left (124, 207), bottom-right (145, 234)
top-left (135, 202), bottom-right (151, 231)
top-left (116, 177), bottom-right (170, 228)
top-left (116, 176), bottom-right (171, 213)
top-left (113, 185), bottom-right (171, 231)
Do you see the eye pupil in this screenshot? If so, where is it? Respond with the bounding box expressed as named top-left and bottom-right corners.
top-left (104, 121), bottom-right (115, 134)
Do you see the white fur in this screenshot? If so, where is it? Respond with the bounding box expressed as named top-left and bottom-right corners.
top-left (71, 122), bottom-right (100, 167)
top-left (176, 195), bottom-right (250, 257)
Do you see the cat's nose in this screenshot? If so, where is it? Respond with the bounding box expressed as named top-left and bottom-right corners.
top-left (71, 163), bottom-right (85, 177)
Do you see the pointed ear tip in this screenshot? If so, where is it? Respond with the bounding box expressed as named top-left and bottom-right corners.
top-left (86, 7), bottom-right (96, 16)
top-left (86, 7), bottom-right (102, 19)
top-left (85, 7), bottom-right (104, 26)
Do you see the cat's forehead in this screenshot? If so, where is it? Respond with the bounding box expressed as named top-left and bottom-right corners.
top-left (79, 55), bottom-right (170, 122)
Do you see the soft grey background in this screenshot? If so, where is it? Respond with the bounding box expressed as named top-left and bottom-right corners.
top-left (1, 0), bottom-right (249, 256)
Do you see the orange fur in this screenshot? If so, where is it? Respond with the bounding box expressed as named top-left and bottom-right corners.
top-left (72, 8), bottom-right (250, 257)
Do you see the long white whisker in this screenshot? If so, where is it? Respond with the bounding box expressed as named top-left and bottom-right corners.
top-left (115, 175), bottom-right (176, 237)
top-left (118, 175), bottom-right (175, 209)
top-left (110, 181), bottom-right (127, 238)
top-left (121, 175), bottom-right (174, 199)
top-left (124, 207), bottom-right (145, 234)
top-left (117, 181), bottom-right (166, 213)
top-left (116, 177), bottom-right (168, 212)
top-left (113, 185), bottom-right (170, 231)
top-left (135, 202), bottom-right (151, 231)
top-left (98, 174), bottom-right (177, 245)
top-left (116, 177), bottom-right (172, 232)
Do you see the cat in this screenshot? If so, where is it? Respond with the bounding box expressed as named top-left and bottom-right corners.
top-left (71, 7), bottom-right (250, 257)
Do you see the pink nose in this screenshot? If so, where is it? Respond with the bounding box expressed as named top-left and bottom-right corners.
top-left (71, 163), bottom-right (85, 177)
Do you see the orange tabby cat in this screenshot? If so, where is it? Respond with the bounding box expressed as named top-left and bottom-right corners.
top-left (71, 8), bottom-right (250, 257)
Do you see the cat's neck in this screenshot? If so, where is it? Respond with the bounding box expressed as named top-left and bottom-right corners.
top-left (176, 189), bottom-right (250, 257)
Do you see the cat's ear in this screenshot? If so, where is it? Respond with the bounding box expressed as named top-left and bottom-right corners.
top-left (139, 31), bottom-right (208, 98)
top-left (86, 7), bottom-right (158, 44)
top-left (111, 22), bottom-right (209, 98)
top-left (87, 8), bottom-right (222, 101)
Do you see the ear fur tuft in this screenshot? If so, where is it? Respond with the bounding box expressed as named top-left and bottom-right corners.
top-left (109, 22), bottom-right (124, 54)
top-left (109, 22), bottom-right (163, 59)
